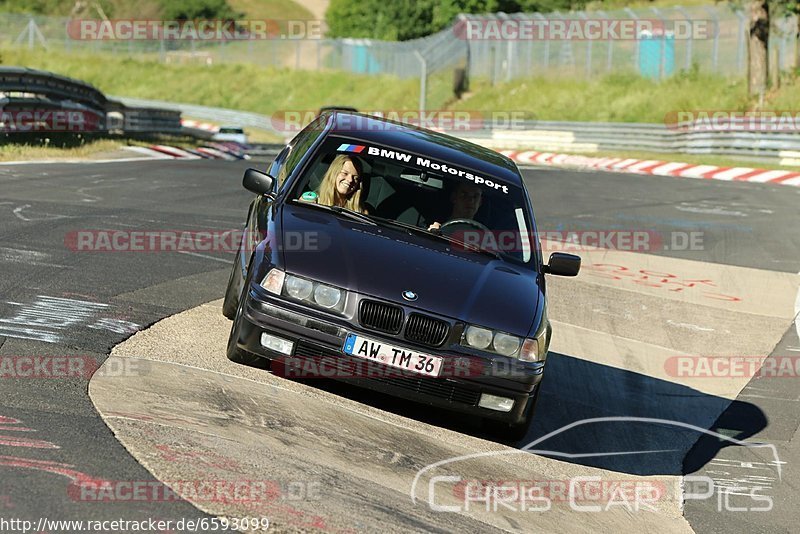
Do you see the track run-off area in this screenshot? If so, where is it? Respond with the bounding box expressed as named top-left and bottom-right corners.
top-left (0, 155), bottom-right (798, 533)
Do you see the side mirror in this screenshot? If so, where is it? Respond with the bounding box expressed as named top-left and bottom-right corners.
top-left (544, 252), bottom-right (581, 276)
top-left (242, 168), bottom-right (275, 195)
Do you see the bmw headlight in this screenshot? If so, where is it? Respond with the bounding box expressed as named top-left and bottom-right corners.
top-left (465, 326), bottom-right (493, 349)
top-left (493, 333), bottom-right (521, 356)
top-left (285, 276), bottom-right (313, 300)
top-left (313, 284), bottom-right (342, 309)
top-left (461, 326), bottom-right (528, 359)
top-left (261, 269), bottom-right (347, 313)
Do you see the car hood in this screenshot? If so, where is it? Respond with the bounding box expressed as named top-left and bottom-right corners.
top-left (280, 204), bottom-right (540, 334)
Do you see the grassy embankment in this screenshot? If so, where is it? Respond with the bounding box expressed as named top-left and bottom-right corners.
top-left (3, 46), bottom-right (800, 168)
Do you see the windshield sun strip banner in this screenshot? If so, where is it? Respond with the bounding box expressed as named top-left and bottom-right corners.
top-left (335, 142), bottom-right (510, 194)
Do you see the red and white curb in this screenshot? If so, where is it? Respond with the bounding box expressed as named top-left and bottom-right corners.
top-left (148, 145), bottom-right (202, 159)
top-left (124, 143), bottom-right (249, 160)
top-left (180, 119), bottom-right (219, 134)
top-left (501, 150), bottom-right (800, 187)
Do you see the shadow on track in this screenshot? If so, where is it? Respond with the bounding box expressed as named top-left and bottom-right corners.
top-left (246, 350), bottom-right (766, 477)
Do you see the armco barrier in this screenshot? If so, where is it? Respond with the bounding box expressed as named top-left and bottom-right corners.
top-left (110, 96), bottom-right (280, 137)
top-left (458, 120), bottom-right (800, 166)
top-left (101, 102), bottom-right (800, 166)
top-left (0, 67), bottom-right (107, 112)
top-left (105, 100), bottom-right (182, 135)
top-left (1, 67), bottom-right (182, 136)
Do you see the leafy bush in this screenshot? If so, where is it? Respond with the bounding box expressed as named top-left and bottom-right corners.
top-left (160, 0), bottom-right (240, 21)
top-left (327, 0), bottom-right (588, 41)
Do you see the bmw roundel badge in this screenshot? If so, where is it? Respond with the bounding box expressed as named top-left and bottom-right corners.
top-left (402, 290), bottom-right (418, 301)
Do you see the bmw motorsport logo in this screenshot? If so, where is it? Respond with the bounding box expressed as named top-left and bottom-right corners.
top-left (402, 290), bottom-right (418, 301)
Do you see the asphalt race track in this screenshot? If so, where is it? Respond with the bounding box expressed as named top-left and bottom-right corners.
top-left (0, 156), bottom-right (798, 532)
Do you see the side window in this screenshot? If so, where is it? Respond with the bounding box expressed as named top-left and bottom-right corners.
top-left (274, 118), bottom-right (326, 191)
top-left (268, 146), bottom-right (291, 191)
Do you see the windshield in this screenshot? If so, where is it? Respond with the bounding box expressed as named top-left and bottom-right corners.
top-left (288, 137), bottom-right (535, 264)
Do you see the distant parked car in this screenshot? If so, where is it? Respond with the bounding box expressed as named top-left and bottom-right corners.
top-left (213, 126), bottom-right (248, 145)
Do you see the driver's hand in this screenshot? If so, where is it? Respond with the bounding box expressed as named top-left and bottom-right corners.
top-left (427, 222), bottom-right (441, 232)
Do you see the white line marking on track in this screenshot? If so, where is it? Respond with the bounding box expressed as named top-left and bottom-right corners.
top-left (12, 204), bottom-right (70, 222)
top-left (177, 251), bottom-right (231, 264)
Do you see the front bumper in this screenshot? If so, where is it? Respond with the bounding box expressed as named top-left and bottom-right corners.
top-left (232, 289), bottom-right (544, 424)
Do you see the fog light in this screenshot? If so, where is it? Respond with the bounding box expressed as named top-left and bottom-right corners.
top-left (260, 333), bottom-right (294, 355)
top-left (478, 393), bottom-right (515, 412)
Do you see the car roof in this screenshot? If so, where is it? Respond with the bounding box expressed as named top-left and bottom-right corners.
top-left (323, 112), bottom-right (523, 188)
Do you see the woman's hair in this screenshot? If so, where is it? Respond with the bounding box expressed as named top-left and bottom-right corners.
top-left (317, 154), bottom-right (366, 213)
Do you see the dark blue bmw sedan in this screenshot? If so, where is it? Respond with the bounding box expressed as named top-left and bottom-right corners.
top-left (223, 111), bottom-right (580, 440)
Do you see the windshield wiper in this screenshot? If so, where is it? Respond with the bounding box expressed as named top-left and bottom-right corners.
top-left (291, 200), bottom-right (377, 225)
top-left (372, 217), bottom-right (503, 260)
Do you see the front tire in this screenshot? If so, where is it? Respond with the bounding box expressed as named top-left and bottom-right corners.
top-left (225, 255), bottom-right (263, 367)
top-left (222, 249), bottom-right (244, 320)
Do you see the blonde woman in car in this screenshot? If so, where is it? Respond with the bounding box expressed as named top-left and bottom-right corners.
top-left (316, 154), bottom-right (369, 214)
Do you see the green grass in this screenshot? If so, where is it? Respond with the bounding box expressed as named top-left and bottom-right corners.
top-left (7, 46), bottom-right (767, 127)
top-left (0, 137), bottom-right (150, 161)
top-left (454, 71), bottom-right (752, 123)
top-left (0, 48), bottom-right (423, 115)
top-left (4, 44), bottom-right (800, 122)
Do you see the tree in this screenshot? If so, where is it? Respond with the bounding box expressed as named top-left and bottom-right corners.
top-left (160, 0), bottom-right (240, 21)
top-left (326, 0), bottom-right (437, 41)
top-left (747, 0), bottom-right (770, 96)
top-left (326, 0), bottom-right (588, 41)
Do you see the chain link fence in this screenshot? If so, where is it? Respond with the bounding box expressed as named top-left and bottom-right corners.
top-left (1, 7), bottom-right (798, 103)
top-left (463, 8), bottom-right (798, 82)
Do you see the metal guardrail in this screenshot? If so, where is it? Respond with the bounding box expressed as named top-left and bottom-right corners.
top-left (104, 100), bottom-right (800, 164)
top-left (105, 103), bottom-right (182, 135)
top-left (0, 67), bottom-right (182, 136)
top-left (110, 96), bottom-right (280, 135)
top-left (27, 86), bottom-right (794, 165)
top-left (0, 66), bottom-right (107, 110)
top-left (456, 120), bottom-right (800, 164)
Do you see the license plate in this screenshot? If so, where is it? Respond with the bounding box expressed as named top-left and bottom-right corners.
top-left (342, 334), bottom-right (443, 377)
